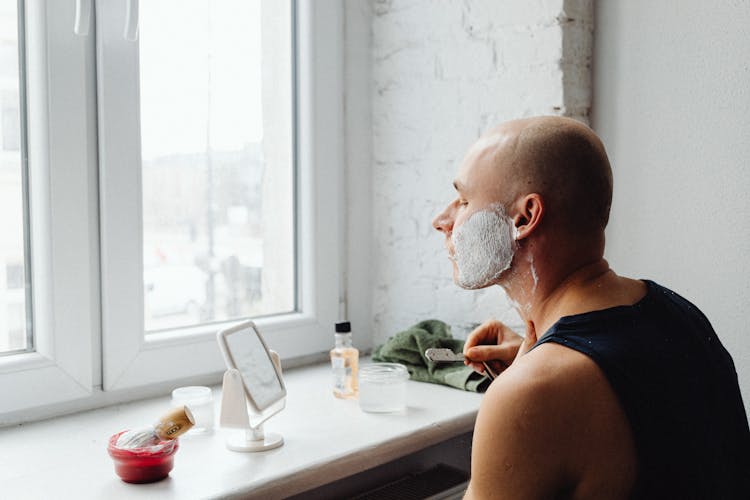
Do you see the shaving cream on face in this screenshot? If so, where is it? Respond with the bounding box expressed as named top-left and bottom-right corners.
top-left (451, 205), bottom-right (516, 289)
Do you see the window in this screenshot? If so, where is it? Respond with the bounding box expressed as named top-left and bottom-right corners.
top-left (0, 0), bottom-right (29, 356)
top-left (1, 0), bottom-right (343, 421)
top-left (138, 1), bottom-right (295, 332)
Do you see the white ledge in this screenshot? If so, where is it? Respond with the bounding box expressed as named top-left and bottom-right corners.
top-left (0, 361), bottom-right (482, 499)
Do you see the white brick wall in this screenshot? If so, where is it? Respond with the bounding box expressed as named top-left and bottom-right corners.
top-left (354, 0), bottom-right (593, 344)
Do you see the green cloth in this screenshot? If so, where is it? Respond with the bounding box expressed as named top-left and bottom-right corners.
top-left (372, 319), bottom-right (489, 392)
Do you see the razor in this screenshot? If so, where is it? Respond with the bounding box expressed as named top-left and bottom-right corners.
top-left (424, 348), bottom-right (498, 381)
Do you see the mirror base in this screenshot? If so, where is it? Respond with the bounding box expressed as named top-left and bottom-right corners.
top-left (225, 431), bottom-right (284, 452)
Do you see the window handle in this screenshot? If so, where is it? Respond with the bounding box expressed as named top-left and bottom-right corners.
top-left (74, 0), bottom-right (92, 36)
top-left (124, 0), bottom-right (139, 41)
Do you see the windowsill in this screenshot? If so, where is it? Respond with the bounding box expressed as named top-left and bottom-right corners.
top-left (0, 361), bottom-right (482, 499)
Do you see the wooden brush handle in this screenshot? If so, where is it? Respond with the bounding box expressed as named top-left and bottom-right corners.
top-left (153, 405), bottom-right (195, 440)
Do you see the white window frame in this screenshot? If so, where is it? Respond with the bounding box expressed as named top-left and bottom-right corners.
top-left (0, 0), bottom-right (99, 420)
top-left (0, 0), bottom-right (344, 420)
top-left (96, 0), bottom-right (344, 391)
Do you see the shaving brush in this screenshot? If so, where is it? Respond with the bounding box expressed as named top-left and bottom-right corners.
top-left (115, 406), bottom-right (195, 449)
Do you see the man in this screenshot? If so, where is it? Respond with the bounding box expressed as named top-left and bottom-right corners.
top-left (432, 116), bottom-right (749, 499)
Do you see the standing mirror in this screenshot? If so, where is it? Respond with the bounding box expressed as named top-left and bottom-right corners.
top-left (217, 320), bottom-right (286, 451)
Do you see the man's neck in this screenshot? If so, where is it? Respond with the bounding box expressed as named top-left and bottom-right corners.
top-left (502, 255), bottom-right (614, 338)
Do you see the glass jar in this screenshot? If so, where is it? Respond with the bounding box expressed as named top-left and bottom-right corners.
top-left (358, 363), bottom-right (409, 413)
top-left (171, 386), bottom-right (214, 434)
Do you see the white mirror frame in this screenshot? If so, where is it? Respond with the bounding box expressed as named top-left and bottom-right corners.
top-left (217, 320), bottom-right (286, 413)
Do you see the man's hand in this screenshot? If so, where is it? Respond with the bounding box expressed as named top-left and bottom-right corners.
top-left (463, 319), bottom-right (526, 376)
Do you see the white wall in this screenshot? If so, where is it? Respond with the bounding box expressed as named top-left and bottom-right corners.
top-left (344, 1), bottom-right (375, 351)
top-left (365, 0), bottom-right (593, 343)
top-left (592, 0), bottom-right (750, 413)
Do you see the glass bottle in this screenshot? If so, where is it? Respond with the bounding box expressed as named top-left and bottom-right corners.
top-left (330, 321), bottom-right (359, 399)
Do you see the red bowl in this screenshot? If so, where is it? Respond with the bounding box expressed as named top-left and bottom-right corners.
top-left (108, 431), bottom-right (179, 483)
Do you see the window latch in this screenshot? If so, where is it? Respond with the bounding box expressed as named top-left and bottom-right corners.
top-left (124, 0), bottom-right (139, 41)
top-left (73, 0), bottom-right (92, 36)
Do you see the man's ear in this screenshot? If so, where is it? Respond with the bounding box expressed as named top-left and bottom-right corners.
top-left (513, 193), bottom-right (544, 240)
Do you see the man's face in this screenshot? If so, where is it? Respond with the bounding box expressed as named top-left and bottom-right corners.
top-left (432, 133), bottom-right (518, 289)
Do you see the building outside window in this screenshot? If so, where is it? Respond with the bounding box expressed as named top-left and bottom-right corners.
top-left (138, 1), bottom-right (295, 332)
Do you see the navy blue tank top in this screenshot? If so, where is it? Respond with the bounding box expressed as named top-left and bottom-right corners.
top-left (532, 280), bottom-right (750, 499)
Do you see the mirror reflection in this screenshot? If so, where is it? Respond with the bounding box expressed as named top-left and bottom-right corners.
top-left (225, 325), bottom-right (284, 410)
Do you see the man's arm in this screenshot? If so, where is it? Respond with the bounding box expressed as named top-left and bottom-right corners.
top-left (464, 343), bottom-right (638, 500)
top-left (464, 358), bottom-right (572, 499)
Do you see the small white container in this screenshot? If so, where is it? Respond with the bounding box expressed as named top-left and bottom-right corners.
top-left (171, 386), bottom-right (214, 434)
top-left (358, 363), bottom-right (409, 413)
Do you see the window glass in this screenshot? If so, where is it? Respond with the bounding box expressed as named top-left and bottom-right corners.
top-left (139, 0), bottom-right (295, 332)
top-left (0, 0), bottom-right (29, 355)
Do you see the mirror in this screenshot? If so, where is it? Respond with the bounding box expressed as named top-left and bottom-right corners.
top-left (217, 321), bottom-right (286, 412)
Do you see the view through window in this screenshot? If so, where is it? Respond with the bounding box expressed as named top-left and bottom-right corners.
top-left (0, 0), bottom-right (29, 355)
top-left (139, 1), bottom-right (295, 332)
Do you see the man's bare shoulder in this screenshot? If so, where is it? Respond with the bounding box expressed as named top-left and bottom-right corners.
top-left (481, 342), bottom-right (603, 421)
top-left (467, 343), bottom-right (637, 499)
top-left (476, 343), bottom-right (604, 460)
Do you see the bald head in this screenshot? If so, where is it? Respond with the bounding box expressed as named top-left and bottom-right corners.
top-left (482, 116), bottom-right (613, 237)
